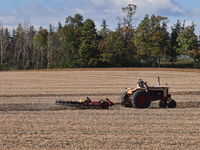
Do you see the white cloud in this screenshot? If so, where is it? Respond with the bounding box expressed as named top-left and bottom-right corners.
top-left (12, 9), bottom-right (19, 15)
top-left (0, 16), bottom-right (15, 24)
top-left (192, 8), bottom-right (200, 16)
top-left (107, 0), bottom-right (185, 16)
top-left (184, 21), bottom-right (194, 26)
top-left (194, 23), bottom-right (200, 34)
top-left (88, 0), bottom-right (105, 6)
top-left (48, 9), bottom-right (56, 13)
top-left (1, 0), bottom-right (200, 34)
top-left (73, 8), bottom-right (90, 14)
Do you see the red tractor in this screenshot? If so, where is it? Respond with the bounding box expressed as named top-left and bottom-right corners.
top-left (121, 77), bottom-right (176, 108)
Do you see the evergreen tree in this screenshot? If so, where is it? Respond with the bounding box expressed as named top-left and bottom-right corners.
top-left (63, 13), bottom-right (84, 67)
top-left (166, 20), bottom-right (182, 65)
top-left (99, 29), bottom-right (136, 67)
top-left (4, 28), bottom-right (13, 70)
top-left (135, 14), bottom-right (151, 62)
top-left (98, 19), bottom-right (109, 38)
top-left (58, 21), bottom-right (62, 29)
top-left (78, 19), bottom-right (100, 67)
top-left (0, 23), bottom-right (4, 65)
top-left (47, 24), bottom-right (55, 69)
top-left (99, 31), bottom-right (125, 67)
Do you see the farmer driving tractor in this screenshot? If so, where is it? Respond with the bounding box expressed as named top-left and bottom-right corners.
top-left (137, 78), bottom-right (145, 88)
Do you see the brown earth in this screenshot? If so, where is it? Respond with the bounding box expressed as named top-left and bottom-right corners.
top-left (0, 68), bottom-right (200, 149)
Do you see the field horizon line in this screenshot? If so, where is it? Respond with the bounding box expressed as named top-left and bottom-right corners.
top-left (1, 67), bottom-right (200, 73)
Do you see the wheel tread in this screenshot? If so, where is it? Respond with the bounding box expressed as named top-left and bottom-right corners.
top-left (131, 90), bottom-right (151, 108)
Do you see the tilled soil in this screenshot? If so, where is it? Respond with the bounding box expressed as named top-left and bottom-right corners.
top-left (0, 100), bottom-right (200, 111)
top-left (1, 107), bottom-right (200, 150)
top-left (0, 68), bottom-right (200, 149)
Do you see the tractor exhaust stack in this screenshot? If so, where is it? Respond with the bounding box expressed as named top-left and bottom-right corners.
top-left (158, 77), bottom-right (160, 86)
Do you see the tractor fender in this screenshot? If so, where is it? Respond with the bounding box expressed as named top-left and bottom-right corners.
top-left (126, 87), bottom-right (147, 95)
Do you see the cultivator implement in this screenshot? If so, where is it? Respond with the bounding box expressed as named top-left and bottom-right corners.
top-left (55, 97), bottom-right (115, 109)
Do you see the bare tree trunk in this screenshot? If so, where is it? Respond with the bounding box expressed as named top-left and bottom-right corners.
top-left (47, 31), bottom-right (51, 69)
top-left (47, 34), bottom-right (50, 69)
top-left (158, 56), bottom-right (161, 67)
top-left (17, 46), bottom-right (22, 62)
top-left (32, 44), bottom-right (35, 69)
top-left (0, 24), bottom-right (3, 65)
top-left (1, 35), bottom-right (3, 65)
top-left (13, 42), bottom-right (17, 68)
top-left (23, 46), bottom-right (26, 68)
top-left (41, 48), bottom-right (43, 69)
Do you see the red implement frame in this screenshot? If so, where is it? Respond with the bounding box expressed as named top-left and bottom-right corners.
top-left (55, 97), bottom-right (115, 109)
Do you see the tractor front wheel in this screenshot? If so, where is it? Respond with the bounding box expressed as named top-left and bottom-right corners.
top-left (131, 90), bottom-right (151, 108)
top-left (158, 100), bottom-right (167, 108)
top-left (121, 92), bottom-right (132, 107)
top-left (168, 99), bottom-right (176, 108)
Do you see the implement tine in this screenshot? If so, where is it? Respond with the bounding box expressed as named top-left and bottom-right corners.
top-left (55, 97), bottom-right (115, 108)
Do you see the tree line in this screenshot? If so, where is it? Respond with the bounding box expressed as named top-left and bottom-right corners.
top-left (0, 4), bottom-right (200, 70)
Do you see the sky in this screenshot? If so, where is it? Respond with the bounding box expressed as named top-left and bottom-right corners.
top-left (1, 0), bottom-right (200, 34)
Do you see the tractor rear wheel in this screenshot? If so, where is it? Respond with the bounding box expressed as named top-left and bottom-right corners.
top-left (158, 100), bottom-right (167, 108)
top-left (131, 90), bottom-right (151, 108)
top-left (168, 99), bottom-right (176, 108)
top-left (121, 92), bottom-right (132, 107)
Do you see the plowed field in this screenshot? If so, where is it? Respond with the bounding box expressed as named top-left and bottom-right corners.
top-left (0, 68), bottom-right (200, 149)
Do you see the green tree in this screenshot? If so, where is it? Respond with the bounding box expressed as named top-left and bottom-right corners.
top-left (0, 23), bottom-right (5, 66)
top-left (47, 24), bottom-right (55, 69)
top-left (78, 19), bottom-right (100, 67)
top-left (99, 4), bottom-right (138, 67)
top-left (23, 20), bottom-right (36, 70)
top-left (117, 4), bottom-right (137, 27)
top-left (176, 22), bottom-right (200, 67)
top-left (4, 27), bottom-right (13, 70)
top-left (98, 19), bottom-right (109, 38)
top-left (12, 22), bottom-right (36, 70)
top-left (176, 22), bottom-right (198, 55)
top-left (166, 20), bottom-right (182, 65)
top-left (13, 23), bottom-right (25, 69)
top-left (58, 21), bottom-right (62, 29)
top-left (0, 24), bottom-right (4, 65)
top-left (51, 26), bottom-right (67, 68)
top-left (135, 14), bottom-right (151, 62)
top-left (150, 15), bottom-right (169, 66)
top-left (99, 30), bottom-right (136, 67)
top-left (0, 24), bottom-right (12, 70)
top-left (188, 48), bottom-right (200, 63)
top-left (63, 13), bottom-right (84, 68)
top-left (99, 31), bottom-right (124, 67)
top-left (33, 28), bottom-right (48, 69)
top-left (116, 3), bottom-right (137, 47)
top-left (29, 25), bottom-right (36, 69)
top-left (135, 14), bottom-right (169, 67)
